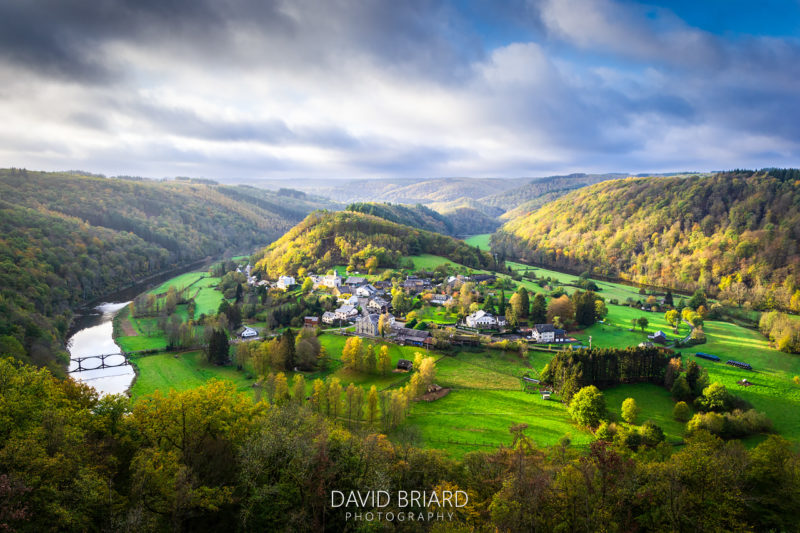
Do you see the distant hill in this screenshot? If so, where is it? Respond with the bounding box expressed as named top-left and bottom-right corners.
top-left (0, 169), bottom-right (332, 372)
top-left (492, 169), bottom-right (800, 307)
top-left (346, 201), bottom-right (501, 236)
top-left (298, 177), bottom-right (529, 205)
top-left (346, 202), bottom-right (454, 235)
top-left (482, 173), bottom-right (627, 214)
top-left (253, 210), bottom-right (498, 278)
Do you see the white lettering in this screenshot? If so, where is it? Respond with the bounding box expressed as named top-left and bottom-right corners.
top-left (331, 491), bottom-right (344, 507)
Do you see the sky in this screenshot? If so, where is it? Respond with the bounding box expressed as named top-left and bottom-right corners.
top-left (0, 0), bottom-right (799, 181)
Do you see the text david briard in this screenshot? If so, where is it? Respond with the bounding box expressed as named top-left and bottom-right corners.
top-left (330, 489), bottom-right (468, 522)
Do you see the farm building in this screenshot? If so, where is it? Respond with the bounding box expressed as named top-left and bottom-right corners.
top-left (397, 359), bottom-right (413, 371)
top-left (304, 316), bottom-right (319, 328)
top-left (726, 360), bottom-right (753, 370)
top-left (647, 330), bottom-right (668, 344)
top-left (393, 327), bottom-right (433, 347)
top-left (695, 352), bottom-right (720, 362)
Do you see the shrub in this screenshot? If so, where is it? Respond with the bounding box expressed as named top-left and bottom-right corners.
top-left (673, 401), bottom-right (691, 422)
top-left (640, 421), bottom-right (665, 447)
top-left (621, 398), bottom-right (640, 424)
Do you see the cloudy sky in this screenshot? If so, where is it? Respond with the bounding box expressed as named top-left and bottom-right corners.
top-left (1, 0), bottom-right (799, 181)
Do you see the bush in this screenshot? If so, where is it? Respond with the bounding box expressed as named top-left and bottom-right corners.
top-left (687, 409), bottom-right (772, 438)
top-left (621, 397), bottom-right (640, 424)
top-left (673, 401), bottom-right (691, 422)
top-left (639, 421), bottom-right (665, 447)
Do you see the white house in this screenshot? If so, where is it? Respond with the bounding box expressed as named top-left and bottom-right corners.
top-left (333, 304), bottom-right (359, 321)
top-left (465, 310), bottom-right (505, 329)
top-left (356, 284), bottom-right (378, 297)
top-left (429, 294), bottom-right (452, 306)
top-left (241, 326), bottom-right (258, 339)
top-left (321, 273), bottom-right (343, 288)
top-left (338, 294), bottom-right (359, 306)
top-left (321, 311), bottom-right (336, 324)
top-left (277, 275), bottom-right (296, 290)
top-left (367, 297), bottom-right (390, 313)
top-left (531, 324), bottom-right (567, 343)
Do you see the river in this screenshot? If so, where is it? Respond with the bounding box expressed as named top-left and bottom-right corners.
top-left (63, 258), bottom-right (218, 396)
top-left (66, 302), bottom-right (135, 396)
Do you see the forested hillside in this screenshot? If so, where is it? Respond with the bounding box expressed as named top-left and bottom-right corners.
top-left (346, 202), bottom-right (454, 235)
top-left (346, 201), bottom-right (500, 236)
top-left (253, 210), bottom-right (498, 277)
top-left (0, 169), bottom-right (330, 372)
top-left (482, 173), bottom-right (626, 213)
top-left (493, 170), bottom-right (800, 310)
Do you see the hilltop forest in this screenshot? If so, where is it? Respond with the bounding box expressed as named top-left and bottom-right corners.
top-left (0, 169), bottom-right (331, 372)
top-left (253, 210), bottom-right (499, 278)
top-left (494, 169), bottom-right (800, 311)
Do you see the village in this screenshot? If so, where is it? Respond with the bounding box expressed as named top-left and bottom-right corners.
top-left (235, 264), bottom-right (582, 361)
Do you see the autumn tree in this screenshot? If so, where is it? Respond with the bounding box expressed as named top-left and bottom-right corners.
top-left (377, 345), bottom-right (392, 376)
top-left (547, 295), bottom-right (575, 326)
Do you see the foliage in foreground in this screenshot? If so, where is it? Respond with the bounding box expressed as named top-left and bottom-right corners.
top-left (2, 358), bottom-right (800, 532)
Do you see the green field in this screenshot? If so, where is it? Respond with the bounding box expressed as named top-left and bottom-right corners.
top-left (415, 304), bottom-right (458, 324)
top-left (400, 389), bottom-right (593, 458)
top-left (148, 271), bottom-right (208, 295)
top-left (129, 350), bottom-right (257, 401)
top-left (463, 233), bottom-right (491, 249)
top-left (688, 320), bottom-right (800, 441)
top-left (404, 254), bottom-right (476, 271)
top-left (604, 383), bottom-right (688, 443)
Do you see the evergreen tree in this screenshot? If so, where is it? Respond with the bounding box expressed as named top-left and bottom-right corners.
top-left (530, 293), bottom-right (547, 324)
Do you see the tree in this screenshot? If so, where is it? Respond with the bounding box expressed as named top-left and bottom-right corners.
top-left (274, 372), bottom-right (290, 405)
top-left (291, 374), bottom-right (306, 405)
top-left (378, 313), bottom-right (391, 337)
top-left (594, 299), bottom-right (608, 320)
top-left (547, 295), bottom-right (575, 326)
top-left (530, 293), bottom-right (547, 324)
top-left (418, 356), bottom-right (437, 393)
top-left (498, 289), bottom-right (506, 315)
top-left (279, 328), bottom-right (296, 370)
top-left (665, 309), bottom-right (680, 330)
top-left (206, 328), bottom-right (229, 365)
top-left (621, 398), bottom-right (640, 424)
top-left (696, 382), bottom-right (731, 413)
top-left (639, 421), bottom-right (665, 447)
top-left (664, 289), bottom-right (674, 307)
top-left (364, 344), bottom-right (377, 374)
top-left (671, 374), bottom-right (692, 401)
top-left (310, 379), bottom-right (328, 413)
top-left (637, 316), bottom-right (649, 332)
top-left (377, 345), bottom-right (392, 376)
top-left (327, 377), bottom-right (342, 417)
top-left (366, 385), bottom-right (379, 428)
top-left (572, 290), bottom-right (598, 327)
top-left (341, 336), bottom-right (364, 372)
top-left (689, 289), bottom-right (707, 310)
top-left (568, 385), bottom-right (606, 428)
top-left (673, 401), bottom-right (691, 422)
top-left (301, 277), bottom-right (313, 293)
top-left (512, 287), bottom-right (529, 318)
